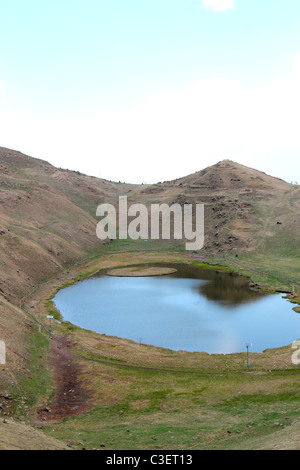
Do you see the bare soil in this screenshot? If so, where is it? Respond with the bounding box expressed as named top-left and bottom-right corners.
top-left (36, 335), bottom-right (92, 422)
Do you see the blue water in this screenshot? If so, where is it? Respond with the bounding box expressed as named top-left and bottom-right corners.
top-left (53, 273), bottom-right (300, 354)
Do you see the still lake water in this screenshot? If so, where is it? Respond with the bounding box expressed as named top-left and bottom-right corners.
top-left (53, 264), bottom-right (300, 354)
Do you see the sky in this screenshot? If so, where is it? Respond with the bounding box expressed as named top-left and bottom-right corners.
top-left (0, 0), bottom-right (300, 184)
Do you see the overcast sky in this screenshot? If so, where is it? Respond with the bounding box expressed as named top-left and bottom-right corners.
top-left (0, 0), bottom-right (300, 183)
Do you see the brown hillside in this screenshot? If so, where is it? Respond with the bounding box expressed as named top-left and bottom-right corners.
top-left (132, 159), bottom-right (299, 254)
top-left (170, 159), bottom-right (290, 191)
top-left (0, 146), bottom-right (135, 303)
top-left (0, 146), bottom-right (128, 401)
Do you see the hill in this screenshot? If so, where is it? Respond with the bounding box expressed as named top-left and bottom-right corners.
top-left (0, 146), bottom-right (136, 303)
top-left (0, 146), bottom-right (134, 407)
top-left (132, 159), bottom-right (300, 255)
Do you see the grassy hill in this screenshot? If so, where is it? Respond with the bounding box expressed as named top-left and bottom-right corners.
top-left (0, 147), bottom-right (299, 450)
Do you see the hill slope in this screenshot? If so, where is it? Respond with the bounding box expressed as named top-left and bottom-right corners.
top-left (0, 146), bottom-right (136, 303)
top-left (132, 159), bottom-right (300, 255)
top-left (0, 146), bottom-right (134, 407)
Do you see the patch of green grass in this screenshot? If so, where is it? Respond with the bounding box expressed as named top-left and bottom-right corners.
top-left (222, 252), bottom-right (300, 292)
top-left (91, 237), bottom-right (186, 256)
top-left (286, 294), bottom-right (300, 313)
top-left (62, 321), bottom-right (80, 332)
top-left (189, 259), bottom-right (232, 272)
top-left (44, 300), bottom-right (60, 321)
top-left (42, 386), bottom-right (300, 450)
top-left (39, 357), bottom-right (300, 450)
top-left (12, 330), bottom-right (52, 419)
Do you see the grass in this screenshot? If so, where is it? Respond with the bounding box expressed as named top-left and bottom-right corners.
top-left (210, 252), bottom-right (300, 293)
top-left (89, 237), bottom-right (186, 256)
top-left (11, 248), bottom-right (300, 450)
top-left (287, 294), bottom-right (300, 313)
top-left (106, 266), bottom-right (178, 276)
top-left (1, 329), bottom-right (52, 421)
top-left (40, 359), bottom-right (300, 450)
top-left (0, 420), bottom-right (68, 450)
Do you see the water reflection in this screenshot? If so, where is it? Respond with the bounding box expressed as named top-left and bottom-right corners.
top-left (100, 263), bottom-right (264, 307)
top-left (197, 272), bottom-right (264, 307)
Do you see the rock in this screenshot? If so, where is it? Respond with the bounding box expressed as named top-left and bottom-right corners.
top-left (3, 394), bottom-right (12, 400)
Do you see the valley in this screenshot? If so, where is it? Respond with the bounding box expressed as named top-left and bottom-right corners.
top-left (0, 146), bottom-right (299, 450)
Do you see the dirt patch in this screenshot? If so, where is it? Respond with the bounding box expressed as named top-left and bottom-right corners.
top-left (106, 266), bottom-right (177, 277)
top-left (36, 335), bottom-right (92, 423)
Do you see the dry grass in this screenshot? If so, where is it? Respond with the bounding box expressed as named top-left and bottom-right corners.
top-left (106, 266), bottom-right (178, 277)
top-left (0, 420), bottom-right (69, 450)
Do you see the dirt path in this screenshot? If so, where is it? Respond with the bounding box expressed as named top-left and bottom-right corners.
top-left (36, 335), bottom-right (92, 423)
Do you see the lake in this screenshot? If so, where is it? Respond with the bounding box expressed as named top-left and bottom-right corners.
top-left (53, 264), bottom-right (300, 354)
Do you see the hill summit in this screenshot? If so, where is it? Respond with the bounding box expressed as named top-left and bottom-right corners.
top-left (164, 159), bottom-right (289, 192)
top-left (132, 159), bottom-right (299, 253)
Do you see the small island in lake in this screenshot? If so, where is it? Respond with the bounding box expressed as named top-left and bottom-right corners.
top-left (106, 266), bottom-right (177, 277)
